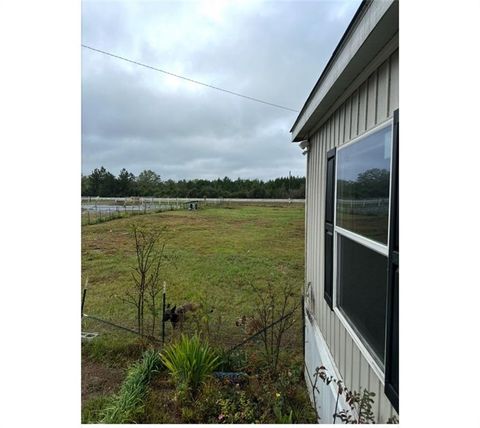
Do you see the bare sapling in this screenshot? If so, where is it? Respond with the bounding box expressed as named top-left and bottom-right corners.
top-left (250, 281), bottom-right (300, 373)
top-left (123, 224), bottom-right (173, 337)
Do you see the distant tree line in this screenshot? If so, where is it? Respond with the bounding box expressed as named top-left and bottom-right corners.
top-left (82, 167), bottom-right (305, 199)
top-left (338, 168), bottom-right (390, 199)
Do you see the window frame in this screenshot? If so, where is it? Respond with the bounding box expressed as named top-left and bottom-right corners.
top-left (384, 109), bottom-right (399, 412)
top-left (331, 118), bottom-right (394, 381)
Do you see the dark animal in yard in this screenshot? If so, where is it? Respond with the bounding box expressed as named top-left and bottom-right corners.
top-left (235, 315), bottom-right (263, 336)
top-left (163, 302), bottom-right (202, 328)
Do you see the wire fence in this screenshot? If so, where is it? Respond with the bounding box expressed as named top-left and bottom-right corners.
top-left (81, 289), bottom-right (303, 354)
top-left (81, 197), bottom-right (305, 226)
top-left (81, 200), bottom-right (201, 226)
top-left (81, 197), bottom-right (305, 205)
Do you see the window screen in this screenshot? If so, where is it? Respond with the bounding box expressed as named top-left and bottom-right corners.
top-left (337, 234), bottom-right (388, 365)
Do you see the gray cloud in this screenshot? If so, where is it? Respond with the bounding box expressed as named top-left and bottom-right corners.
top-left (82, 0), bottom-right (361, 180)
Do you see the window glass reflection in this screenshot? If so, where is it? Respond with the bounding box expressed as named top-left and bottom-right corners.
top-left (336, 126), bottom-right (392, 244)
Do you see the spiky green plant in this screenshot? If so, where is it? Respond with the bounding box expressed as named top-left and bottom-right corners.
top-left (160, 334), bottom-right (220, 398)
top-left (100, 349), bottom-right (161, 424)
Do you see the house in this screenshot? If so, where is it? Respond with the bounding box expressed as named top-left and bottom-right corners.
top-left (291, 0), bottom-right (399, 423)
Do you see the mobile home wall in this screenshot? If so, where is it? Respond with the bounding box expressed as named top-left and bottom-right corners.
top-left (305, 47), bottom-right (398, 423)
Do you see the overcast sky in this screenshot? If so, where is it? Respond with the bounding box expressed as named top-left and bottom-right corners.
top-left (82, 0), bottom-right (361, 181)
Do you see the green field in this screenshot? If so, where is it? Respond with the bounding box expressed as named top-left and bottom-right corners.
top-left (81, 204), bottom-right (314, 423)
top-left (82, 204), bottom-right (305, 338)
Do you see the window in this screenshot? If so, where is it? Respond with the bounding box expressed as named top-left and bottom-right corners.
top-left (323, 115), bottom-right (399, 411)
top-left (334, 123), bottom-right (393, 369)
top-left (336, 125), bottom-right (392, 244)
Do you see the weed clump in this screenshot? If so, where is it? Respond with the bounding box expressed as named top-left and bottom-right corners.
top-left (81, 395), bottom-right (110, 424)
top-left (99, 349), bottom-right (162, 424)
top-left (175, 362), bottom-right (316, 424)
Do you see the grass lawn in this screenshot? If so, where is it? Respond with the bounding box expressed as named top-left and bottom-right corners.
top-left (82, 204), bottom-right (304, 339)
top-left (81, 203), bottom-right (314, 423)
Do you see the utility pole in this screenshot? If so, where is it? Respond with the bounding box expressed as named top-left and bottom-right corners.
top-left (288, 170), bottom-right (292, 203)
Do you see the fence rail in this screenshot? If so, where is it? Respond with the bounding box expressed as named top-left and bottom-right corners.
top-left (81, 201), bottom-right (188, 225)
top-left (81, 197), bottom-right (305, 226)
top-left (82, 197), bottom-right (305, 204)
top-left (337, 198), bottom-right (389, 216)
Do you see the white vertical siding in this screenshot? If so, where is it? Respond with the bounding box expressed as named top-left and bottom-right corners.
top-left (344, 97), bottom-right (352, 144)
top-left (305, 48), bottom-right (399, 423)
top-left (350, 90), bottom-right (359, 139)
top-left (339, 323), bottom-right (346, 378)
top-left (344, 335), bottom-right (353, 388)
top-left (389, 50), bottom-right (399, 115)
top-left (366, 71), bottom-right (377, 130)
top-left (376, 59), bottom-right (389, 122)
top-left (358, 82), bottom-right (367, 134)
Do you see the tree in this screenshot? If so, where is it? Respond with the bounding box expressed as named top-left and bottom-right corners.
top-left (88, 167), bottom-right (105, 196)
top-left (81, 174), bottom-right (91, 196)
top-left (88, 166), bottom-right (116, 196)
top-left (137, 170), bottom-right (161, 196)
top-left (116, 168), bottom-right (136, 196)
top-left (99, 170), bottom-right (117, 196)
top-left (355, 168), bottom-right (389, 198)
top-left (81, 167), bottom-right (306, 199)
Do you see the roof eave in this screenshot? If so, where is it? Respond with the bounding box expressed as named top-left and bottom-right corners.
top-left (291, 0), bottom-right (398, 142)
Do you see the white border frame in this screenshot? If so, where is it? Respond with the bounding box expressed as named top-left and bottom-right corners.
top-left (332, 119), bottom-right (394, 382)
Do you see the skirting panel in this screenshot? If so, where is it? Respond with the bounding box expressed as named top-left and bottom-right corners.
top-left (304, 311), bottom-right (349, 424)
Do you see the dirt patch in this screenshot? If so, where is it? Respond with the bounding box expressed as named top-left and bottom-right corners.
top-left (81, 357), bottom-right (125, 402)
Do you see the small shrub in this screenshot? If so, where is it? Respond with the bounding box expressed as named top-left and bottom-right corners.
top-left (216, 389), bottom-right (258, 423)
top-left (249, 281), bottom-right (301, 373)
top-left (160, 334), bottom-right (220, 399)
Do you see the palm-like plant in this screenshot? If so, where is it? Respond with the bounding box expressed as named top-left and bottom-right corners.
top-left (160, 334), bottom-right (220, 398)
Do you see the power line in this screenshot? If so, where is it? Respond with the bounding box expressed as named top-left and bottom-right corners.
top-left (82, 44), bottom-right (299, 113)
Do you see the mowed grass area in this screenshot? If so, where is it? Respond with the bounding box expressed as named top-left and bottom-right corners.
top-left (82, 204), bottom-right (305, 346)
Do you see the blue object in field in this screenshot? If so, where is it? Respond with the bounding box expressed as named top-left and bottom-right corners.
top-left (213, 371), bottom-right (248, 384)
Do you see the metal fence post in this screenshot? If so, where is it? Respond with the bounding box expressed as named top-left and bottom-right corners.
top-left (82, 288), bottom-right (87, 316)
top-left (162, 282), bottom-right (166, 344)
